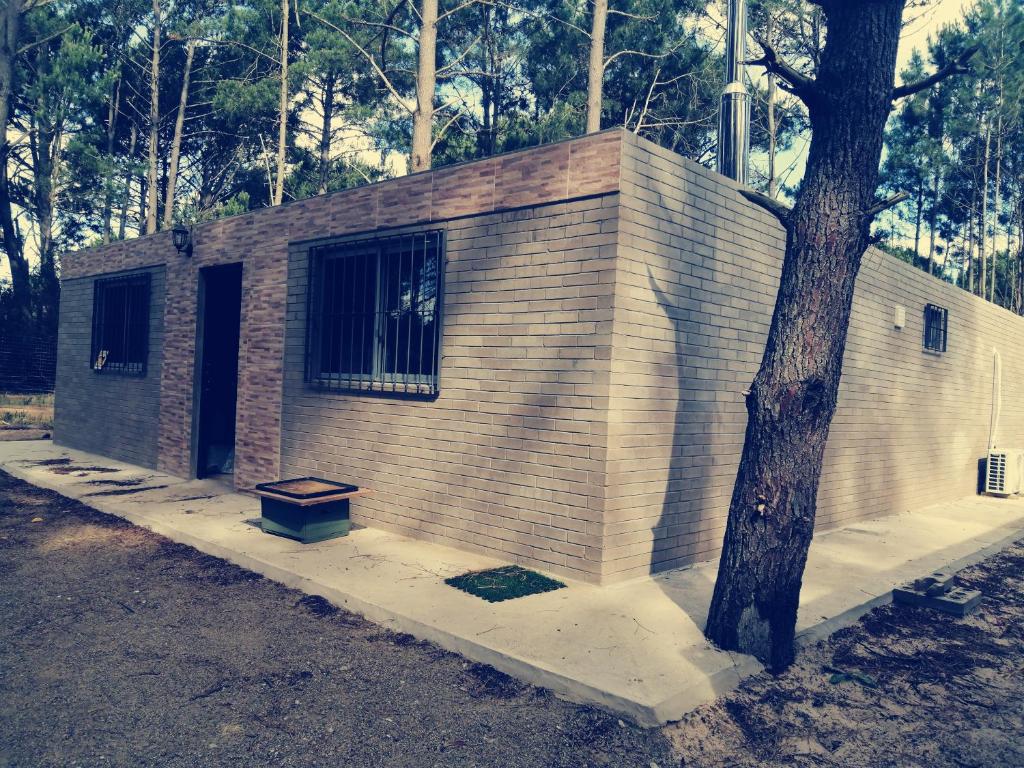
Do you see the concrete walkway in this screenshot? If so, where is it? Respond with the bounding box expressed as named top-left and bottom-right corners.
top-left (3, 439), bottom-right (1024, 727)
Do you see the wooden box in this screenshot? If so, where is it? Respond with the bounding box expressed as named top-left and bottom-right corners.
top-left (254, 478), bottom-right (370, 544)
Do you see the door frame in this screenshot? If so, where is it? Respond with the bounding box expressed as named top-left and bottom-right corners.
top-left (190, 262), bottom-right (243, 479)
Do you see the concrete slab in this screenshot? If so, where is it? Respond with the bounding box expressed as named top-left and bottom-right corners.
top-left (4, 440), bottom-right (1024, 727)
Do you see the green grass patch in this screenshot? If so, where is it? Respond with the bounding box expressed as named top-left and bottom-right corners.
top-left (445, 565), bottom-right (566, 603)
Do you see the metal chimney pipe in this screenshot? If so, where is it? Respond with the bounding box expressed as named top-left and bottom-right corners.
top-left (717, 0), bottom-right (750, 185)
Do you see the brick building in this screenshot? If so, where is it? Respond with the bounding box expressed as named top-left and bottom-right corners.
top-left (54, 129), bottom-right (1024, 584)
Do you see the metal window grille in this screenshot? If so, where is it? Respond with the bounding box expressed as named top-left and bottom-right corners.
top-left (306, 230), bottom-right (444, 397)
top-left (923, 303), bottom-right (948, 353)
top-left (91, 273), bottom-right (151, 376)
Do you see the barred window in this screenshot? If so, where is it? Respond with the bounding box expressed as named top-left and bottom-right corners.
top-left (923, 303), bottom-right (948, 353)
top-left (306, 231), bottom-right (444, 397)
top-left (91, 272), bottom-right (151, 375)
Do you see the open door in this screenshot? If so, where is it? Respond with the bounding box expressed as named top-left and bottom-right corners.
top-left (195, 263), bottom-right (242, 479)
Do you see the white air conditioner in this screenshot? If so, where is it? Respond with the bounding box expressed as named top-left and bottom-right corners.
top-left (986, 449), bottom-right (1024, 496)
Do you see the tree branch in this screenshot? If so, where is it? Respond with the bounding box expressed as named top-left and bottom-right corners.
top-left (892, 44), bottom-right (980, 100)
top-left (739, 188), bottom-right (792, 227)
top-left (747, 34), bottom-right (818, 107)
top-left (862, 191), bottom-right (909, 219)
top-left (302, 9), bottom-right (413, 116)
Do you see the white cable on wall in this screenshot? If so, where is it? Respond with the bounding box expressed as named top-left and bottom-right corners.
top-left (988, 348), bottom-right (1002, 452)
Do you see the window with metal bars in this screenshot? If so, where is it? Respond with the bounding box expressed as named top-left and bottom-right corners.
top-left (923, 303), bottom-right (948, 353)
top-left (91, 272), bottom-right (151, 375)
top-left (306, 230), bottom-right (444, 397)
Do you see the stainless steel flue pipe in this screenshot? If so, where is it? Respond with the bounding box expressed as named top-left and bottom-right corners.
top-left (717, 0), bottom-right (750, 185)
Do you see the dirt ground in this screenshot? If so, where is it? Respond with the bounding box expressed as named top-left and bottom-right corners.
top-left (0, 470), bottom-right (671, 768)
top-left (667, 542), bottom-right (1024, 767)
top-left (2, 468), bottom-right (1022, 768)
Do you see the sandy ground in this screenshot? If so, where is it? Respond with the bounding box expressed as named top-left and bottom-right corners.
top-left (0, 470), bottom-right (671, 768)
top-left (2, 465), bottom-right (1022, 768)
top-left (667, 541), bottom-right (1024, 767)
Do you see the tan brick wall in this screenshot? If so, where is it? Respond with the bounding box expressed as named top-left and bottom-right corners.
top-left (280, 197), bottom-right (620, 582)
top-left (603, 133), bottom-right (1024, 582)
top-left (58, 128), bottom-right (1024, 586)
top-left (57, 130), bottom-right (623, 574)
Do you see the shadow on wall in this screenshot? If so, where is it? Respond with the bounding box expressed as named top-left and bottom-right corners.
top-left (645, 266), bottom-right (718, 580)
top-left (644, 239), bottom-right (1006, 630)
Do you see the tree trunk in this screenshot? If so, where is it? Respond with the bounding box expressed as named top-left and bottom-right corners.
top-left (162, 39), bottom-right (194, 229)
top-left (585, 0), bottom-right (608, 134)
top-left (145, 0), bottom-right (160, 234)
top-left (927, 167), bottom-right (939, 275)
top-left (913, 184), bottom-right (923, 263)
top-left (990, 122), bottom-right (1002, 304)
top-left (31, 99), bottom-right (59, 336)
top-left (705, 0), bottom-right (907, 671)
top-left (979, 119), bottom-right (990, 299)
top-left (411, 0), bottom-right (437, 172)
top-left (766, 15), bottom-right (778, 199)
top-left (273, 0), bottom-right (288, 206)
top-left (118, 121), bottom-right (137, 240)
top-left (767, 71), bottom-right (778, 198)
top-left (318, 74), bottom-right (335, 196)
top-left (102, 74), bottom-right (121, 244)
top-left (0, 0), bottom-right (31, 326)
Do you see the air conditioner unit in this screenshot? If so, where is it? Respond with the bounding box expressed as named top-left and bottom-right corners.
top-left (985, 449), bottom-right (1024, 496)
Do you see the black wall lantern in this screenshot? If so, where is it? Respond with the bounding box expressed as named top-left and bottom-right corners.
top-left (171, 224), bottom-right (193, 257)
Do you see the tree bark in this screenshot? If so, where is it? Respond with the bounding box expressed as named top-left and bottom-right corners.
top-left (102, 74), bottom-right (121, 244)
top-left (273, 0), bottom-right (288, 206)
top-left (585, 0), bottom-right (608, 134)
top-left (990, 122), bottom-right (1002, 304)
top-left (145, 0), bottom-right (160, 234)
top-left (411, 0), bottom-right (437, 172)
top-left (913, 184), bottom-right (923, 263)
top-left (162, 38), bottom-right (194, 229)
top-left (979, 120), bottom-right (990, 299)
top-left (765, 15), bottom-right (778, 199)
top-left (927, 167), bottom-right (938, 275)
top-left (118, 121), bottom-right (137, 240)
top-left (705, 0), bottom-right (908, 671)
top-left (318, 74), bottom-right (334, 196)
top-left (0, 0), bottom-right (32, 326)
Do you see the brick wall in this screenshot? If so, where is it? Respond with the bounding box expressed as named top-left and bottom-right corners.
top-left (56, 130), bottom-right (623, 559)
top-left (603, 133), bottom-right (1024, 582)
top-left (280, 197), bottom-right (620, 583)
top-left (53, 266), bottom-right (166, 467)
top-left (56, 129), bottom-right (1024, 586)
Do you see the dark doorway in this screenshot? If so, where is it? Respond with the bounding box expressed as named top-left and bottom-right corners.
top-left (196, 263), bottom-right (242, 479)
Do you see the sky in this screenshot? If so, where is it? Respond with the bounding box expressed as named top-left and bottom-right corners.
top-left (1, 0), bottom-right (979, 284)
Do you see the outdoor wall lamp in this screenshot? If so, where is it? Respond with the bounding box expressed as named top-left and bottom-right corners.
top-left (171, 224), bottom-right (193, 257)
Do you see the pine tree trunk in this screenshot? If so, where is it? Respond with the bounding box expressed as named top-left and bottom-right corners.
top-left (318, 75), bottom-right (334, 196)
top-left (585, 0), bottom-right (608, 134)
top-left (766, 16), bottom-right (778, 199)
top-left (118, 121), bottom-right (137, 240)
top-left (145, 0), bottom-right (160, 234)
top-left (927, 168), bottom-right (939, 275)
top-left (162, 39), bottom-right (194, 229)
top-left (0, 0), bottom-right (32, 326)
top-left (967, 185), bottom-right (977, 294)
top-left (102, 75), bottom-right (121, 245)
top-left (914, 185), bottom-right (923, 263)
top-left (410, 0), bottom-right (437, 172)
top-left (979, 120), bottom-right (990, 299)
top-left (990, 124), bottom-right (1002, 304)
top-left (705, 0), bottom-right (906, 671)
top-left (273, 0), bottom-right (288, 206)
